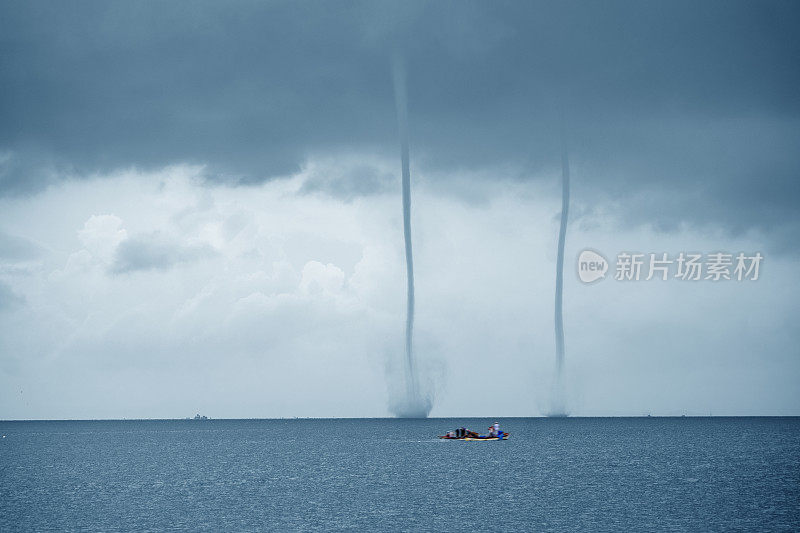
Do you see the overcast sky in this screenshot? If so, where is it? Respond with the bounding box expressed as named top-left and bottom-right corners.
top-left (1, 1), bottom-right (798, 418)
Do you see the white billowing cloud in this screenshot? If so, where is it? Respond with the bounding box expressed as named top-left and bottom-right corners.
top-left (0, 165), bottom-right (398, 418)
top-left (78, 214), bottom-right (127, 263)
top-left (69, 209), bottom-right (216, 276)
top-left (0, 160), bottom-right (797, 419)
top-left (300, 261), bottom-right (345, 296)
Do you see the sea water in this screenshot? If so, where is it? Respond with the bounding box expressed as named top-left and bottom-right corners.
top-left (1, 417), bottom-right (798, 531)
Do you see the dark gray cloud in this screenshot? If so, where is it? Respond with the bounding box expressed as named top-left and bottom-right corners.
top-left (0, 281), bottom-right (24, 311)
top-left (1, 1), bottom-right (798, 243)
top-left (0, 231), bottom-right (42, 261)
top-left (110, 234), bottom-right (215, 274)
top-left (299, 163), bottom-right (396, 201)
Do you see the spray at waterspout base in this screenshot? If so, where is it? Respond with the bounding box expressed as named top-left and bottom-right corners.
top-left (392, 395), bottom-right (433, 419)
top-left (545, 370), bottom-right (569, 417)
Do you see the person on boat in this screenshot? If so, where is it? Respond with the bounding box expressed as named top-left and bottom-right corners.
top-left (487, 425), bottom-right (496, 438)
top-left (493, 421), bottom-right (501, 436)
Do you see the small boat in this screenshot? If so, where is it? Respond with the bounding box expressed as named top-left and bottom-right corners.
top-left (439, 434), bottom-right (509, 441)
top-left (438, 427), bottom-right (509, 440)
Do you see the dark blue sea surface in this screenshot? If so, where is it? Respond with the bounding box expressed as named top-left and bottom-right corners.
top-left (1, 417), bottom-right (798, 531)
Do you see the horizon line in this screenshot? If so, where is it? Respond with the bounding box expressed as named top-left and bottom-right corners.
top-left (2, 414), bottom-right (799, 422)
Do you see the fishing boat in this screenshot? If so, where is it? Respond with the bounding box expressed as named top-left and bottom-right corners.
top-left (438, 427), bottom-right (509, 440)
top-left (439, 434), bottom-right (509, 441)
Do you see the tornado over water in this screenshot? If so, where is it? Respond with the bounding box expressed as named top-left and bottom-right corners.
top-left (394, 59), bottom-right (418, 403)
top-left (391, 57), bottom-right (430, 418)
top-left (551, 128), bottom-right (570, 416)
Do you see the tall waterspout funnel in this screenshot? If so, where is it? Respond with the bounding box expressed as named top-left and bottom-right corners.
top-left (551, 122), bottom-right (570, 417)
top-left (391, 56), bottom-right (430, 418)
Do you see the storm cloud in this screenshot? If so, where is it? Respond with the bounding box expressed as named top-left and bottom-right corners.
top-left (0, 281), bottom-right (24, 312)
top-left (1, 1), bottom-right (798, 246)
top-left (0, 231), bottom-right (41, 262)
top-left (111, 234), bottom-right (216, 274)
top-left (0, 2), bottom-right (799, 419)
